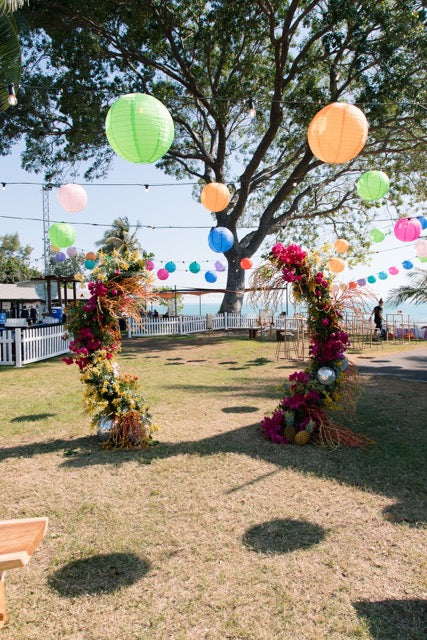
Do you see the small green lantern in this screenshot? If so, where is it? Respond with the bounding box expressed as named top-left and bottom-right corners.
top-left (369, 228), bottom-right (385, 243)
top-left (48, 222), bottom-right (76, 248)
top-left (356, 171), bottom-right (390, 201)
top-left (105, 93), bottom-right (174, 163)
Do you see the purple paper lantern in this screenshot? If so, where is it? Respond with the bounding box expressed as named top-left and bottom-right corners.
top-left (55, 252), bottom-right (66, 262)
top-left (357, 278), bottom-right (366, 286)
top-left (208, 227), bottom-right (234, 253)
top-left (394, 218), bottom-right (422, 242)
top-left (66, 246), bottom-right (78, 258)
top-left (157, 268), bottom-right (169, 280)
top-left (215, 260), bottom-right (226, 272)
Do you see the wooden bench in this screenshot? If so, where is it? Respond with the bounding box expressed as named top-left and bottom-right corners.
top-left (0, 517), bottom-right (48, 629)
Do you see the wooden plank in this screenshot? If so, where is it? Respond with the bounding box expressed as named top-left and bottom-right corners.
top-left (0, 518), bottom-right (48, 571)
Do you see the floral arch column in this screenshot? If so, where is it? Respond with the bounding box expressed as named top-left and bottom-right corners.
top-left (253, 243), bottom-right (370, 447)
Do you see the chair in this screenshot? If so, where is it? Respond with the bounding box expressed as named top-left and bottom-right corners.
top-left (0, 517), bottom-right (48, 629)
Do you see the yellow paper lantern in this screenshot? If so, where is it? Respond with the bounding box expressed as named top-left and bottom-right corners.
top-left (50, 245), bottom-right (60, 253)
top-left (334, 239), bottom-right (349, 253)
top-left (200, 183), bottom-right (231, 212)
top-left (328, 257), bottom-right (346, 273)
top-left (307, 102), bottom-right (368, 164)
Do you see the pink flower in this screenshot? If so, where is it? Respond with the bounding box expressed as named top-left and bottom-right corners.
top-left (322, 318), bottom-right (330, 326)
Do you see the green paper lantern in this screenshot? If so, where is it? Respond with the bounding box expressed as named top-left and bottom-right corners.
top-left (356, 171), bottom-right (390, 201)
top-left (105, 93), bottom-right (174, 163)
top-left (369, 228), bottom-right (385, 243)
top-left (48, 222), bottom-right (76, 248)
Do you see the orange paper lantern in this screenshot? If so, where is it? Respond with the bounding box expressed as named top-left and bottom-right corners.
top-left (200, 183), bottom-right (231, 212)
top-left (240, 257), bottom-right (253, 270)
top-left (307, 102), bottom-right (368, 164)
top-left (328, 257), bottom-right (346, 273)
top-left (348, 281), bottom-right (358, 290)
top-left (85, 252), bottom-right (97, 261)
top-left (334, 238), bottom-right (349, 253)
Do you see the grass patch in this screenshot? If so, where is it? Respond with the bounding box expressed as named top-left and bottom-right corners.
top-left (0, 335), bottom-right (426, 640)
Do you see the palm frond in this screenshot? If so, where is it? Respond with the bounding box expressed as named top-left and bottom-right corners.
top-left (386, 269), bottom-right (427, 306)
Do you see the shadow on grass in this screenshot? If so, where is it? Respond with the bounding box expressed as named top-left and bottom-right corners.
top-left (11, 413), bottom-right (56, 422)
top-left (222, 406), bottom-right (259, 413)
top-left (353, 599), bottom-right (427, 640)
top-left (1, 378), bottom-right (425, 526)
top-left (48, 552), bottom-right (150, 597)
top-left (242, 518), bottom-right (326, 554)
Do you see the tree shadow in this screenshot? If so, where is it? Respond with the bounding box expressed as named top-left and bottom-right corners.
top-left (242, 518), bottom-right (326, 554)
top-left (11, 413), bottom-right (56, 422)
top-left (48, 552), bottom-right (150, 597)
top-left (353, 599), bottom-right (427, 640)
top-left (222, 406), bottom-right (259, 413)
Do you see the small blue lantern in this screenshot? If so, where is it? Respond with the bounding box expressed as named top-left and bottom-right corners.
top-left (55, 252), bottom-right (66, 262)
top-left (402, 260), bottom-right (413, 270)
top-left (417, 216), bottom-right (427, 230)
top-left (165, 261), bottom-right (176, 273)
top-left (378, 272), bottom-right (388, 280)
top-left (367, 275), bottom-right (376, 284)
top-left (208, 227), bottom-right (234, 253)
top-left (85, 259), bottom-right (95, 270)
top-left (205, 271), bottom-right (217, 283)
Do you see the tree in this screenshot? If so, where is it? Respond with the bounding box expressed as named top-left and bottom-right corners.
top-left (95, 216), bottom-right (143, 255)
top-left (0, 232), bottom-right (42, 282)
top-left (3, 0), bottom-right (426, 311)
top-left (386, 269), bottom-right (427, 306)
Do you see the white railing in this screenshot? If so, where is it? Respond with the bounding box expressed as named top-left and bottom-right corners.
top-left (127, 313), bottom-right (262, 337)
top-left (0, 325), bottom-right (70, 367)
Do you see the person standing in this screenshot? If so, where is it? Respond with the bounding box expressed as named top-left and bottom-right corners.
top-left (30, 305), bottom-right (37, 325)
top-left (370, 298), bottom-right (384, 335)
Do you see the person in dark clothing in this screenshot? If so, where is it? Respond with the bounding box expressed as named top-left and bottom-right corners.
top-left (370, 298), bottom-right (384, 332)
top-left (21, 305), bottom-right (29, 321)
top-left (30, 306), bottom-right (37, 325)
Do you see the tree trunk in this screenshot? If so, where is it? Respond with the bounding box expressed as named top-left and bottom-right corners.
top-left (219, 250), bottom-right (246, 313)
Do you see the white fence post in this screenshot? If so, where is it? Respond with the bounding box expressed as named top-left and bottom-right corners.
top-left (179, 316), bottom-right (183, 334)
top-left (15, 328), bottom-right (22, 367)
top-left (224, 312), bottom-right (228, 330)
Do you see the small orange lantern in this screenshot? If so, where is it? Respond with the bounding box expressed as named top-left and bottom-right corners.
top-left (307, 102), bottom-right (368, 164)
top-left (240, 257), bottom-right (253, 270)
top-left (85, 252), bottom-right (97, 261)
top-left (348, 281), bottom-right (358, 290)
top-left (200, 183), bottom-right (231, 212)
top-left (50, 245), bottom-right (61, 253)
top-left (334, 238), bottom-right (349, 253)
top-left (328, 257), bottom-right (346, 273)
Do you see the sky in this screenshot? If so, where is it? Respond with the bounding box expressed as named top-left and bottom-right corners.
top-left (0, 138), bottom-right (426, 316)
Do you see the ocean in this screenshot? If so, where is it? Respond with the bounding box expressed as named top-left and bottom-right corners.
top-left (168, 299), bottom-right (427, 324)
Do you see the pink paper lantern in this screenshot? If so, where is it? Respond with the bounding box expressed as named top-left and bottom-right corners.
top-left (215, 260), bottom-right (226, 272)
top-left (145, 259), bottom-right (154, 271)
top-left (57, 183), bottom-right (88, 213)
top-left (393, 218), bottom-right (422, 242)
top-left (157, 268), bottom-right (169, 281)
top-left (415, 239), bottom-right (427, 258)
top-left (388, 266), bottom-right (399, 275)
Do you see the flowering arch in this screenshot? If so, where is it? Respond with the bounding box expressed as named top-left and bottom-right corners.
top-left (255, 243), bottom-right (369, 447)
top-left (63, 250), bottom-right (156, 448)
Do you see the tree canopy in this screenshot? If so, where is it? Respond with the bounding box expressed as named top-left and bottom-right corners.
top-left (2, 0), bottom-right (426, 310)
top-left (0, 232), bottom-right (42, 282)
top-left (95, 216), bottom-right (143, 255)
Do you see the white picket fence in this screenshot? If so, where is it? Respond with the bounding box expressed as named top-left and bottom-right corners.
top-left (127, 313), bottom-right (261, 337)
top-left (0, 324), bottom-right (70, 367)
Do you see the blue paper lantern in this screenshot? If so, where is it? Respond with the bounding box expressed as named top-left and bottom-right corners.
top-left (85, 259), bottom-right (95, 270)
top-left (55, 252), bottom-right (66, 262)
top-left (367, 275), bottom-right (376, 284)
top-left (417, 216), bottom-right (427, 230)
top-left (165, 261), bottom-right (176, 273)
top-left (189, 261), bottom-right (200, 274)
top-left (378, 272), bottom-right (388, 280)
top-left (402, 260), bottom-right (413, 270)
top-left (205, 271), bottom-right (217, 283)
top-left (208, 227), bottom-right (234, 253)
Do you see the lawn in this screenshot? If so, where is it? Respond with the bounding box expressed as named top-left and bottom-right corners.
top-left (0, 334), bottom-right (426, 640)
